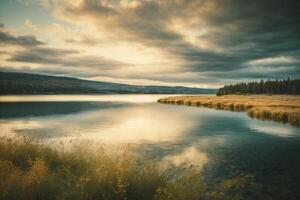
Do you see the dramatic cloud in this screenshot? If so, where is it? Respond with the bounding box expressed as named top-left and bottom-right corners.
top-left (47, 0), bottom-right (300, 77)
top-left (1, 0), bottom-right (300, 87)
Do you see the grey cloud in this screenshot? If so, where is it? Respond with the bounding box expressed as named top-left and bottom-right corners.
top-left (9, 47), bottom-right (78, 65)
top-left (0, 30), bottom-right (45, 46)
top-left (186, 0), bottom-right (300, 69)
top-left (4, 0), bottom-right (300, 86)
top-left (60, 0), bottom-right (300, 79)
top-left (0, 23), bottom-right (4, 28)
top-left (166, 0), bottom-right (300, 78)
top-left (203, 66), bottom-right (300, 81)
top-left (8, 47), bottom-right (130, 68)
top-left (61, 0), bottom-right (203, 45)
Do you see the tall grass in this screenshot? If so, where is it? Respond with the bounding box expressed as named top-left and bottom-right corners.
top-left (158, 95), bottom-right (300, 127)
top-left (0, 137), bottom-right (194, 200)
top-left (0, 137), bottom-right (258, 200)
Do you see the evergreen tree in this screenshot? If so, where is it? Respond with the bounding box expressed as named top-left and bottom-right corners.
top-left (217, 78), bottom-right (300, 96)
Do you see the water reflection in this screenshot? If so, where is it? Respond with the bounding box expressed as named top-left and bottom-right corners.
top-left (162, 146), bottom-right (208, 169)
top-left (248, 119), bottom-right (296, 137)
top-left (1, 95), bottom-right (300, 198)
top-left (0, 95), bottom-right (299, 146)
top-left (0, 102), bottom-right (196, 143)
top-left (0, 102), bottom-right (125, 118)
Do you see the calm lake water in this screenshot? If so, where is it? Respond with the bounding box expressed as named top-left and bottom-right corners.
top-left (1, 95), bottom-right (300, 199)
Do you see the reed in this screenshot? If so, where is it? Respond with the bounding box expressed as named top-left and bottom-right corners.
top-left (0, 137), bottom-right (259, 200)
top-left (0, 137), bottom-right (204, 200)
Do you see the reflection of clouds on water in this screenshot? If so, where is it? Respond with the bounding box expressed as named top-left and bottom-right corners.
top-left (73, 105), bottom-right (196, 143)
top-left (1, 104), bottom-right (197, 143)
top-left (162, 146), bottom-right (208, 169)
top-left (0, 120), bottom-right (43, 137)
top-left (248, 120), bottom-right (297, 138)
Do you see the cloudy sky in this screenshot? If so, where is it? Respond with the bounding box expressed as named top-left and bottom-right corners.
top-left (0, 0), bottom-right (300, 88)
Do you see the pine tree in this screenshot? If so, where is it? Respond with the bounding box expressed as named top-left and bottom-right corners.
top-left (217, 78), bottom-right (300, 95)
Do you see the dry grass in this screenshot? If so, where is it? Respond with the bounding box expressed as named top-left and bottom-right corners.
top-left (158, 95), bottom-right (300, 127)
top-left (0, 137), bottom-right (257, 200)
top-left (0, 137), bottom-right (202, 200)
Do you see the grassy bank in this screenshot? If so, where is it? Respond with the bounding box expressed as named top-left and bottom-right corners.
top-left (0, 137), bottom-right (257, 200)
top-left (0, 137), bottom-right (201, 200)
top-left (158, 95), bottom-right (300, 127)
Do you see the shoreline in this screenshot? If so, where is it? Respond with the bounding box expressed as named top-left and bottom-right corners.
top-left (158, 95), bottom-right (300, 127)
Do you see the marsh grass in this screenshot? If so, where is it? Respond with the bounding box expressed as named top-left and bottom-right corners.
top-left (0, 137), bottom-right (259, 200)
top-left (158, 95), bottom-right (300, 127)
top-left (0, 137), bottom-right (176, 200)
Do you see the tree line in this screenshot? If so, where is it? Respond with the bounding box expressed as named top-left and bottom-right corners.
top-left (217, 78), bottom-right (300, 96)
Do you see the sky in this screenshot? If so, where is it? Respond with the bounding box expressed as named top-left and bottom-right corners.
top-left (0, 0), bottom-right (300, 88)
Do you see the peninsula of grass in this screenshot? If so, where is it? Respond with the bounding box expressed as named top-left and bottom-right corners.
top-left (158, 95), bottom-right (300, 127)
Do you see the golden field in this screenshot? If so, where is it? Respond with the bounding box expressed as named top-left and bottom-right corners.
top-left (158, 95), bottom-right (300, 127)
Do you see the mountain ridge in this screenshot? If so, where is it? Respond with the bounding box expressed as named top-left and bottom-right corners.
top-left (0, 72), bottom-right (217, 95)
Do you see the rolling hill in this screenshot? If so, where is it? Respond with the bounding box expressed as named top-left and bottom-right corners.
top-left (0, 72), bottom-right (217, 95)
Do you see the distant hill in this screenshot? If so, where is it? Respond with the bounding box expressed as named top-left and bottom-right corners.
top-left (0, 72), bottom-right (217, 95)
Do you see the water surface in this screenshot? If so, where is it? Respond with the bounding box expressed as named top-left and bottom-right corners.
top-left (1, 95), bottom-right (300, 199)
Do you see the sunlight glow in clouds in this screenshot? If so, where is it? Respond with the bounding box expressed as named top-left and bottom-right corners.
top-left (1, 0), bottom-right (300, 87)
top-left (247, 56), bottom-right (298, 66)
